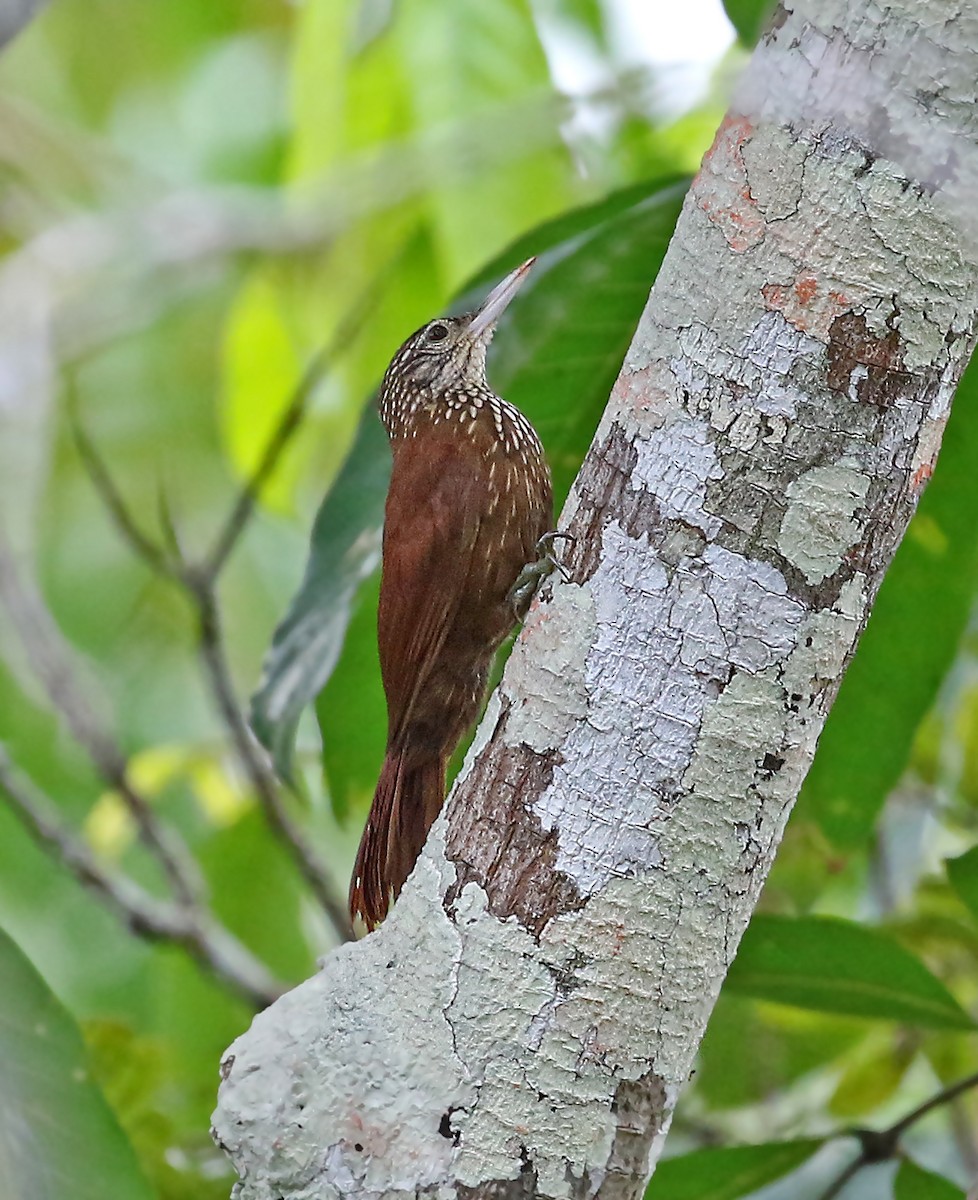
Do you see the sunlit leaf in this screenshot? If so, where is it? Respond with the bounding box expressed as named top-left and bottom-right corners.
top-left (220, 268), bottom-right (304, 514)
top-left (946, 846), bottom-right (978, 925)
top-left (799, 354), bottom-right (978, 848)
top-left (646, 1140), bottom-right (823, 1200)
top-left (0, 925), bottom-right (154, 1200)
top-left (894, 1160), bottom-right (966, 1200)
top-left (726, 915), bottom-right (975, 1030)
top-left (828, 1034), bottom-right (914, 1117)
top-left (394, 0), bottom-right (572, 282)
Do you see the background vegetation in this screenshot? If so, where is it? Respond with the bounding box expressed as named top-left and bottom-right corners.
top-left (0, 2), bottom-right (975, 1199)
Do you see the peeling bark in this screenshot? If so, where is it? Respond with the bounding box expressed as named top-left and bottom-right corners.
top-left (213, 2), bottom-right (978, 1197)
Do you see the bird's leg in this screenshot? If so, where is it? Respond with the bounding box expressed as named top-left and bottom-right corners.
top-left (508, 531), bottom-right (576, 620)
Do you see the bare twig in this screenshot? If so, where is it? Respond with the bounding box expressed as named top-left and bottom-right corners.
top-left (186, 569), bottom-right (353, 941)
top-left (66, 404), bottom-right (353, 942)
top-left (68, 401), bottom-right (173, 575)
top-left (0, 530), bottom-right (203, 908)
top-left (65, 278), bottom-right (382, 946)
top-left (815, 1070), bottom-right (978, 1200)
top-left (0, 746), bottom-right (284, 1008)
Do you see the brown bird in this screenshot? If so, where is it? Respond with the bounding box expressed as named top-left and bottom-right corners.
top-left (350, 259), bottom-right (554, 931)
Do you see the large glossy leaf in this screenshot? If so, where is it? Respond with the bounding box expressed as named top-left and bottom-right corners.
top-left (725, 915), bottom-right (975, 1030)
top-left (248, 410), bottom-right (388, 783)
top-left (894, 1160), bottom-right (966, 1200)
top-left (946, 846), bottom-right (978, 925)
top-left (799, 354), bottom-right (978, 848)
top-left (722, 0), bottom-right (776, 46)
top-left (646, 1140), bottom-right (823, 1200)
top-left (312, 178), bottom-right (689, 812)
top-left (0, 925), bottom-right (154, 1200)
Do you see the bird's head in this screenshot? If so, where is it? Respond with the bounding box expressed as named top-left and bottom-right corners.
top-left (383, 257), bottom-right (535, 396)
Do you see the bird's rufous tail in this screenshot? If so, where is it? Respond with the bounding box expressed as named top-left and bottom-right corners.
top-left (349, 751), bottom-right (445, 931)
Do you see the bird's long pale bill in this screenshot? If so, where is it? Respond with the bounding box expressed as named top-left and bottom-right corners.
top-left (465, 257), bottom-right (536, 338)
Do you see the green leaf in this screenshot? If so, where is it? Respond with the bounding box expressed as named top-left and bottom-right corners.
top-left (315, 177), bottom-right (687, 814)
top-left (314, 573), bottom-right (386, 823)
top-left (828, 1034), bottom-right (914, 1117)
top-left (248, 410), bottom-right (388, 783)
top-left (646, 1140), bottom-right (823, 1200)
top-left (799, 353), bottom-right (978, 848)
top-left (722, 0), bottom-right (777, 46)
top-left (726, 915), bottom-right (975, 1030)
top-left (0, 925), bottom-right (154, 1200)
top-left (946, 846), bottom-right (978, 925)
top-left (894, 1160), bottom-right (966, 1200)
top-left (696, 993), bottom-right (870, 1110)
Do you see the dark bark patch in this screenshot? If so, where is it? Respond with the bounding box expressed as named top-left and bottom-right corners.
top-left (600, 1071), bottom-right (669, 1199)
top-left (826, 312), bottom-right (911, 407)
top-left (444, 709), bottom-right (585, 937)
top-left (566, 422), bottom-right (707, 585)
top-left (457, 1146), bottom-right (538, 1200)
top-left (565, 422), bottom-right (665, 582)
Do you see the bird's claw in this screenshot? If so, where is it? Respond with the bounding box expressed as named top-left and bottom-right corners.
top-left (536, 530), bottom-right (575, 582)
top-left (508, 530), bottom-right (576, 619)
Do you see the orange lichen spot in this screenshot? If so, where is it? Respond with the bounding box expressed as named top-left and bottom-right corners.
top-left (794, 275), bottom-right (818, 305)
top-left (692, 113), bottom-right (765, 253)
top-left (912, 462), bottom-right (933, 491)
top-left (761, 282), bottom-right (786, 307)
top-left (762, 273), bottom-right (851, 339)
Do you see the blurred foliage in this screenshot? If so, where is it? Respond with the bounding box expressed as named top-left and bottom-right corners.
top-left (0, 3), bottom-right (975, 1200)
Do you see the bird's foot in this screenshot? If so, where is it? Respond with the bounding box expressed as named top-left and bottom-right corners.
top-left (508, 531), bottom-right (576, 619)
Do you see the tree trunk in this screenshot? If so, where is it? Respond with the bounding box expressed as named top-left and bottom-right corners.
top-left (212, 2), bottom-right (978, 1196)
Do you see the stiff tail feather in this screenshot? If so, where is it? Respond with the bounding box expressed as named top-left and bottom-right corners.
top-left (349, 751), bottom-right (445, 931)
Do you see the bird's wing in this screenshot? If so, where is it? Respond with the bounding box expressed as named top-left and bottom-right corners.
top-left (377, 436), bottom-right (484, 748)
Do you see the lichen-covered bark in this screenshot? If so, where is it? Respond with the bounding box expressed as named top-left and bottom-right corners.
top-left (213, 3), bottom-right (978, 1197)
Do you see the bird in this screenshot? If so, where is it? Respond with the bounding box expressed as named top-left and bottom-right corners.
top-left (349, 258), bottom-right (555, 931)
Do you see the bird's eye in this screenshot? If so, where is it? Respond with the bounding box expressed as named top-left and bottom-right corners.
top-left (427, 322), bottom-right (449, 343)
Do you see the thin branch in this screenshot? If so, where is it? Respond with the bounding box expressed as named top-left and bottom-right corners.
top-left (888, 1070), bottom-right (978, 1140)
top-left (67, 282), bottom-right (382, 945)
top-left (68, 397), bottom-right (173, 576)
top-left (0, 746), bottom-right (284, 1008)
top-left (814, 1157), bottom-right (864, 1200)
top-left (186, 570), bottom-right (353, 942)
top-left (67, 409), bottom-right (353, 942)
top-left (815, 1070), bottom-right (978, 1200)
top-left (0, 530), bottom-right (202, 908)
